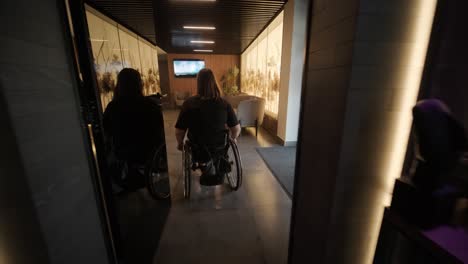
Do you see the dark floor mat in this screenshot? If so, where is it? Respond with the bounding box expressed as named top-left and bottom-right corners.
top-left (256, 147), bottom-right (296, 198)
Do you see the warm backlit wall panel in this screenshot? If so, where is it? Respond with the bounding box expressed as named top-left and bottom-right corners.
top-left (86, 6), bottom-right (161, 110)
top-left (86, 9), bottom-right (123, 108)
top-left (118, 26), bottom-right (141, 71)
top-left (138, 38), bottom-right (160, 96)
top-left (241, 12), bottom-right (283, 116)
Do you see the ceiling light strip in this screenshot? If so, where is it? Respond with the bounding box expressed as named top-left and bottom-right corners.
top-left (183, 26), bottom-right (216, 30)
top-left (190, 40), bottom-right (215, 44)
top-left (172, 0), bottom-right (216, 2)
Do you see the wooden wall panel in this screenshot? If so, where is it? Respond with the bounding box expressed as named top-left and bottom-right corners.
top-left (167, 54), bottom-right (239, 96)
top-left (262, 114), bottom-right (278, 137)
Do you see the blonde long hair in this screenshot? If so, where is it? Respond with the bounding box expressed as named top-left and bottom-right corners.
top-left (197, 68), bottom-right (222, 99)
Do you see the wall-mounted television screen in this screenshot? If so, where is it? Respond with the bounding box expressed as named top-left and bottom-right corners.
top-left (173, 59), bottom-right (205, 77)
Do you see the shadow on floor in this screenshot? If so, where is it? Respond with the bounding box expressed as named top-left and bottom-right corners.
top-left (117, 189), bottom-right (171, 264)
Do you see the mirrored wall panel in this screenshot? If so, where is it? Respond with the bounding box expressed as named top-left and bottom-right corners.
top-left (86, 6), bottom-right (161, 110)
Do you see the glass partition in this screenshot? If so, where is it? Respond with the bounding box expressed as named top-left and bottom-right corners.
top-left (85, 6), bottom-right (161, 109)
top-left (85, 10), bottom-right (123, 108)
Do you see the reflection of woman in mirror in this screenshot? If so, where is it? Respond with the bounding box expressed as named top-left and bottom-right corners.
top-left (103, 68), bottom-right (165, 165)
top-left (410, 99), bottom-right (468, 193)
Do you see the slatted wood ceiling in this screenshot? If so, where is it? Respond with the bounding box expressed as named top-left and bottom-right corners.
top-left (86, 0), bottom-right (287, 54)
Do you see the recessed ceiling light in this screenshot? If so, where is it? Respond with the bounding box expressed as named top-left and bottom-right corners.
top-left (183, 26), bottom-right (216, 30)
top-left (190, 40), bottom-right (215, 44)
top-left (194, 49), bottom-right (213, 52)
top-left (172, 0), bottom-right (216, 2)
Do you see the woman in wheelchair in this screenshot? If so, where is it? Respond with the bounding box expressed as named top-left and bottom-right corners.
top-left (175, 68), bottom-right (241, 187)
top-left (103, 68), bottom-right (168, 198)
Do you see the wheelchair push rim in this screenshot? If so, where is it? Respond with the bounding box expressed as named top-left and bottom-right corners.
top-left (146, 145), bottom-right (171, 200)
top-left (183, 144), bottom-right (191, 199)
top-left (225, 139), bottom-right (242, 191)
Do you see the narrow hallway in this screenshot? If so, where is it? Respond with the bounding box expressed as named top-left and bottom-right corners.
top-left (154, 110), bottom-right (292, 264)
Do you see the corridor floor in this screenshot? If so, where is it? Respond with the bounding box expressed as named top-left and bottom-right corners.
top-left (154, 110), bottom-right (292, 264)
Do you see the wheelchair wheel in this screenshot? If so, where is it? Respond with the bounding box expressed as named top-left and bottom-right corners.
top-left (182, 144), bottom-right (191, 199)
top-left (145, 145), bottom-right (171, 200)
top-left (226, 139), bottom-right (242, 191)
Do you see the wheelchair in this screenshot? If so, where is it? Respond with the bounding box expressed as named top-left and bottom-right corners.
top-left (182, 132), bottom-right (242, 199)
top-left (109, 143), bottom-right (171, 200)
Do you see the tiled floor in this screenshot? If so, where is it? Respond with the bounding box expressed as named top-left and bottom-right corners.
top-left (154, 110), bottom-right (292, 264)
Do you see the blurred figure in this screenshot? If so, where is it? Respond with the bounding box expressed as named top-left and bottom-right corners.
top-left (411, 99), bottom-right (468, 192)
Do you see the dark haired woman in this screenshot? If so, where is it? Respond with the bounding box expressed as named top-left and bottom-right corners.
top-left (175, 68), bottom-right (240, 184)
top-left (103, 68), bottom-right (165, 165)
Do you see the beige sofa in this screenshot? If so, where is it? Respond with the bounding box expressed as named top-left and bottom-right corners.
top-left (224, 94), bottom-right (257, 108)
top-left (174, 91), bottom-right (191, 107)
top-left (224, 94), bottom-right (265, 137)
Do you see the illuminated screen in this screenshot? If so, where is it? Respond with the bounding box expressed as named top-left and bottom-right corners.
top-left (173, 59), bottom-right (205, 77)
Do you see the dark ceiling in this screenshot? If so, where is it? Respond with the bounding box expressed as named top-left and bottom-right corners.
top-left (86, 0), bottom-right (287, 54)
top-left (87, 0), bottom-right (158, 44)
